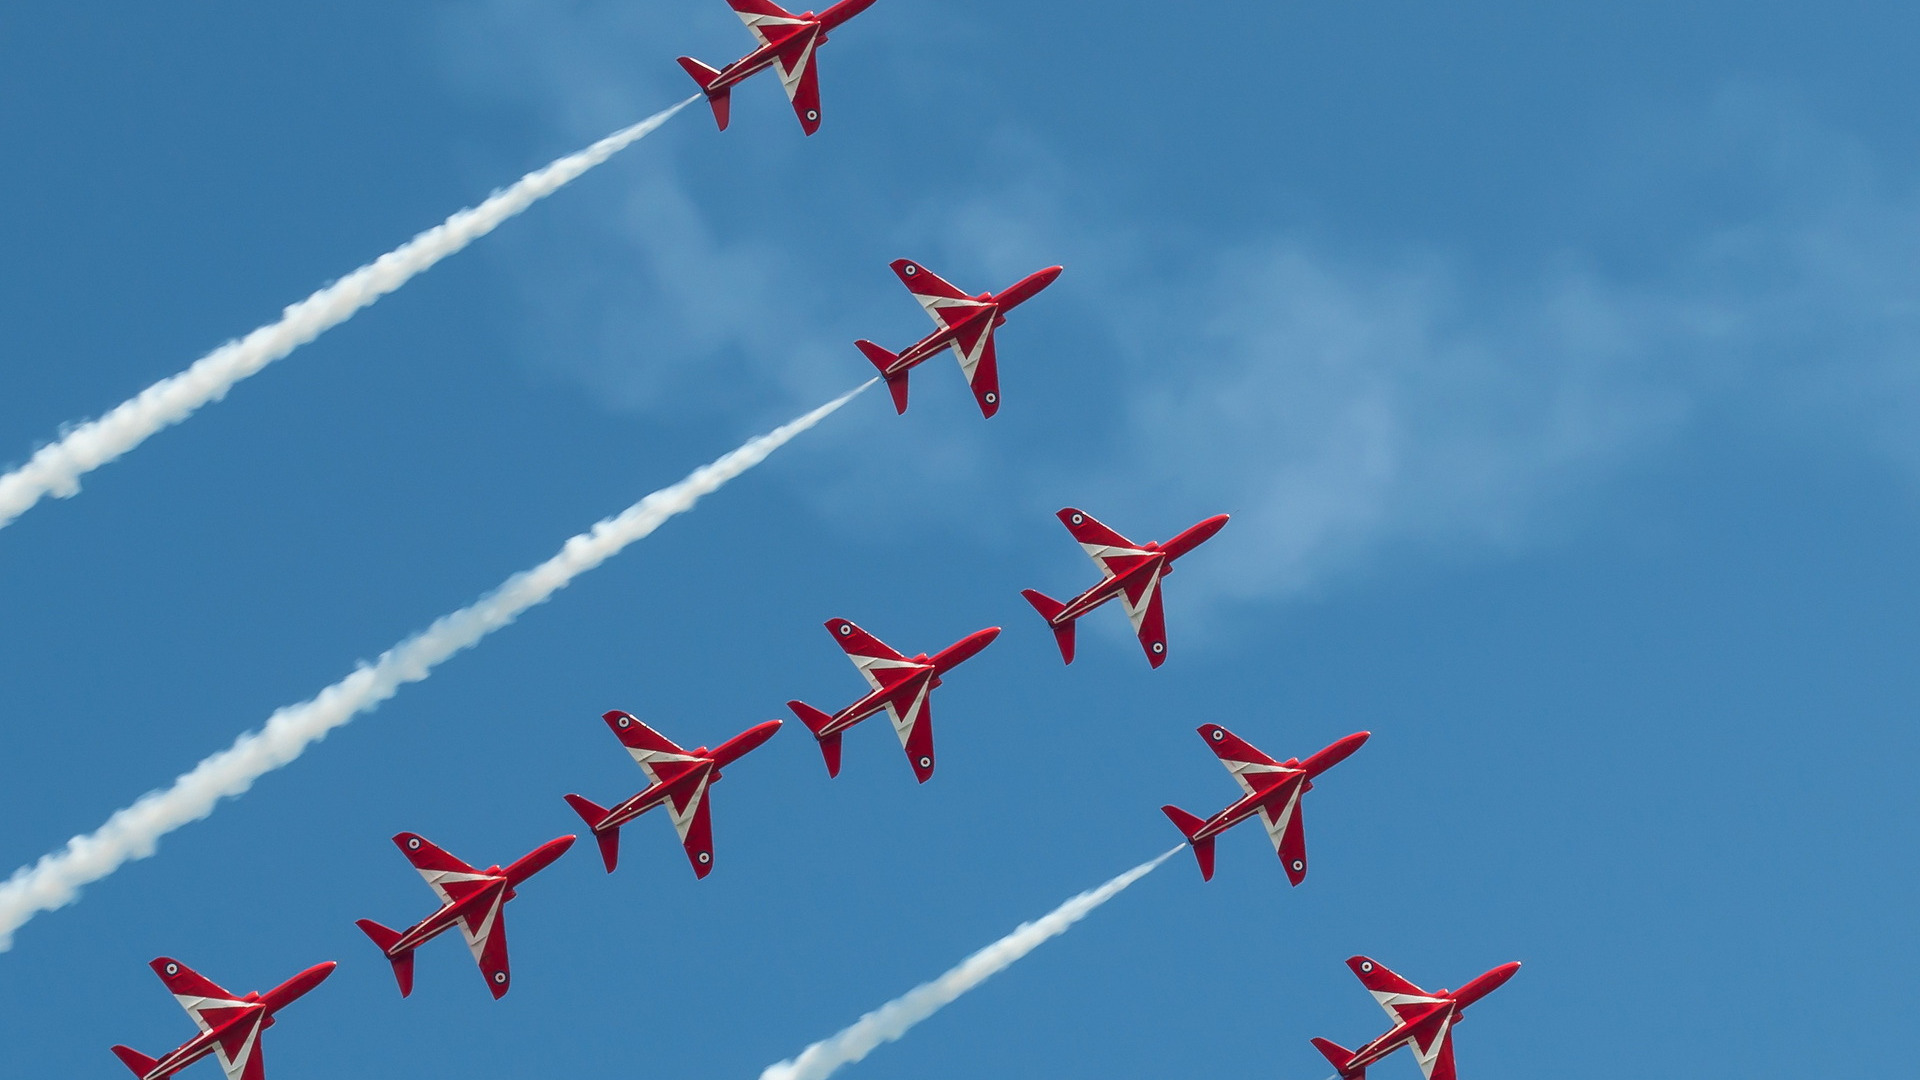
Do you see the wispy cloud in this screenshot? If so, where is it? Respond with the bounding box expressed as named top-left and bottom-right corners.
top-left (438, 10), bottom-right (1920, 611)
top-left (0, 382), bottom-right (869, 950)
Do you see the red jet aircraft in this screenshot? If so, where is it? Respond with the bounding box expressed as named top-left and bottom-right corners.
top-left (564, 712), bottom-right (782, 878)
top-left (111, 957), bottom-right (334, 1080)
top-left (676, 0), bottom-right (878, 135)
top-left (855, 259), bottom-right (1063, 417)
top-left (788, 618), bottom-right (999, 783)
top-left (1161, 724), bottom-right (1369, 883)
top-left (1021, 507), bottom-right (1228, 668)
top-left (1312, 956), bottom-right (1522, 1080)
top-left (355, 832), bottom-right (575, 999)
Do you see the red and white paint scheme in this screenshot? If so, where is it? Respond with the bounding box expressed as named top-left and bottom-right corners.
top-left (1021, 507), bottom-right (1229, 668)
top-left (676, 0), bottom-right (878, 135)
top-left (1161, 725), bottom-right (1369, 883)
top-left (110, 957), bottom-right (334, 1080)
top-left (855, 259), bottom-right (1063, 417)
top-left (1312, 956), bottom-right (1522, 1080)
top-left (563, 712), bottom-right (782, 878)
top-left (354, 832), bottom-right (575, 1000)
top-left (788, 618), bottom-right (999, 783)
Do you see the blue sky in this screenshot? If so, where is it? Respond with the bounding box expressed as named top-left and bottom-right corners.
top-left (3, 2), bottom-right (1919, 1077)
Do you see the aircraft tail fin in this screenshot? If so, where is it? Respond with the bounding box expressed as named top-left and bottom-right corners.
top-left (786, 701), bottom-right (844, 776)
top-left (1160, 805), bottom-right (1216, 880)
top-left (111, 1046), bottom-right (160, 1079)
top-left (675, 57), bottom-right (732, 129)
top-left (1020, 589), bottom-right (1076, 664)
top-left (354, 919), bottom-right (416, 997)
top-left (563, 795), bottom-right (620, 872)
top-left (1311, 1038), bottom-right (1366, 1080)
top-left (855, 341), bottom-right (909, 413)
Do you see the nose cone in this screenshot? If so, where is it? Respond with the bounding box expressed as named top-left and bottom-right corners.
top-left (932, 626), bottom-right (1001, 672)
top-left (1162, 513), bottom-right (1230, 561)
top-left (263, 961), bottom-right (337, 1011)
top-left (503, 835), bottom-right (577, 886)
top-left (1457, 961), bottom-right (1522, 1007)
top-left (996, 265), bottom-right (1064, 310)
top-left (1303, 731), bottom-right (1371, 777)
top-left (712, 719), bottom-right (784, 767)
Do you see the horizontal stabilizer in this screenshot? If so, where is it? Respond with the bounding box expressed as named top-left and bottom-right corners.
top-left (355, 919), bottom-right (415, 997)
top-left (563, 793), bottom-right (611, 831)
top-left (1311, 1037), bottom-right (1366, 1080)
top-left (675, 57), bottom-right (731, 129)
top-left (1020, 589), bottom-right (1075, 664)
top-left (787, 701), bottom-right (843, 776)
top-left (564, 795), bottom-right (620, 872)
top-left (856, 341), bottom-right (908, 412)
top-left (1160, 805), bottom-right (1215, 880)
top-left (110, 1046), bottom-right (160, 1079)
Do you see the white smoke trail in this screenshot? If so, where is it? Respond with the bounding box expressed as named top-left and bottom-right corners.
top-left (0, 382), bottom-right (871, 950)
top-left (760, 846), bottom-right (1182, 1080)
top-left (0, 97), bottom-right (697, 533)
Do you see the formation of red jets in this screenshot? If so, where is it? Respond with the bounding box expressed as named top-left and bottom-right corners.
top-left (107, 3), bottom-right (1518, 1079)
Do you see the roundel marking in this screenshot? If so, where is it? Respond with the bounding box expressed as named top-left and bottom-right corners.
top-left (1070, 513), bottom-right (1084, 524)
top-left (618, 716), bottom-right (630, 728)
top-left (1291, 860), bottom-right (1305, 872)
top-left (918, 756), bottom-right (933, 769)
top-left (493, 971), bottom-right (508, 984)
top-left (1209, 728), bottom-right (1224, 741)
top-left (1360, 961), bottom-right (1374, 973)
top-left (983, 392), bottom-right (997, 404)
top-left (904, 264), bottom-right (918, 276)
top-left (1152, 641), bottom-right (1166, 654)
top-left (407, 837), bottom-right (421, 850)
top-left (165, 963), bottom-right (179, 975)
top-left (806, 109), bottom-right (819, 121)
top-left (697, 851), bottom-right (712, 865)
top-left (837, 623), bottom-right (852, 635)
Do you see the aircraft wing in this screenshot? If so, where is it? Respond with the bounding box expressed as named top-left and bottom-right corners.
top-left (456, 891), bottom-right (513, 998)
top-left (602, 711), bottom-right (704, 788)
top-left (891, 260), bottom-right (994, 330)
top-left (1115, 564), bottom-right (1169, 665)
top-left (947, 320), bottom-right (1000, 417)
top-left (150, 960), bottom-right (263, 1080)
top-left (1055, 508), bottom-right (1156, 579)
top-left (1196, 724), bottom-right (1291, 795)
top-left (211, 1017), bottom-right (267, 1080)
top-left (881, 680), bottom-right (936, 783)
top-left (1257, 778), bottom-right (1310, 885)
top-left (726, 0), bottom-right (806, 44)
top-left (1408, 1014), bottom-right (1458, 1080)
top-left (393, 833), bottom-right (493, 908)
top-left (663, 774), bottom-right (718, 877)
top-left (767, 25), bottom-right (825, 134)
top-left (151, 958), bottom-right (248, 1036)
top-left (826, 618), bottom-right (921, 694)
top-left (1348, 956), bottom-right (1448, 1026)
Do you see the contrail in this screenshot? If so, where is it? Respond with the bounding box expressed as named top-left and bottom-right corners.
top-left (0, 97), bottom-right (697, 533)
top-left (760, 845), bottom-right (1182, 1080)
top-left (0, 382), bottom-right (871, 950)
